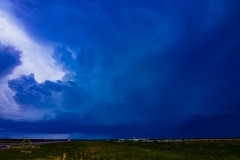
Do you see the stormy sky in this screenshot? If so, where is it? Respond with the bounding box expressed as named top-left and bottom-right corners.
top-left (0, 0), bottom-right (240, 139)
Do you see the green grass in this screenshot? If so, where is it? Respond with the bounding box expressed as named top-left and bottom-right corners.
top-left (0, 139), bottom-right (240, 160)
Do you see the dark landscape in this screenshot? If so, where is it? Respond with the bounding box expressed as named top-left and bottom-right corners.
top-left (0, 139), bottom-right (240, 160)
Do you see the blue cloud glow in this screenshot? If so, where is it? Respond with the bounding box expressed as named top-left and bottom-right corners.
top-left (0, 43), bottom-right (21, 77)
top-left (0, 0), bottom-right (240, 139)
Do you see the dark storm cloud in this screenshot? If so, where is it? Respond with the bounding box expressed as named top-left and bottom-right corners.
top-left (52, 45), bottom-right (95, 75)
top-left (175, 111), bottom-right (240, 138)
top-left (0, 116), bottom-right (177, 138)
top-left (8, 74), bottom-right (37, 92)
top-left (3, 0), bottom-right (240, 138)
top-left (0, 43), bottom-right (22, 77)
top-left (8, 74), bottom-right (74, 107)
top-left (11, 0), bottom-right (116, 47)
top-left (12, 0), bottom-right (240, 120)
top-left (1, 111), bottom-right (240, 139)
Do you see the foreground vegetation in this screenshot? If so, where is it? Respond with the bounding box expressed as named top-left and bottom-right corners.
top-left (0, 139), bottom-right (240, 160)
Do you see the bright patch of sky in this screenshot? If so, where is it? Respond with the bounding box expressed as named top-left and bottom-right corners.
top-left (0, 4), bottom-right (64, 120)
top-left (0, 9), bottom-right (64, 82)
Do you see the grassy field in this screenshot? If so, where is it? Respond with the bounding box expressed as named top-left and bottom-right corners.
top-left (0, 139), bottom-right (240, 160)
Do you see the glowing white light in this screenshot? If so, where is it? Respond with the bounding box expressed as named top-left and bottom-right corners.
top-left (0, 7), bottom-right (65, 120)
top-left (0, 10), bottom-right (64, 82)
